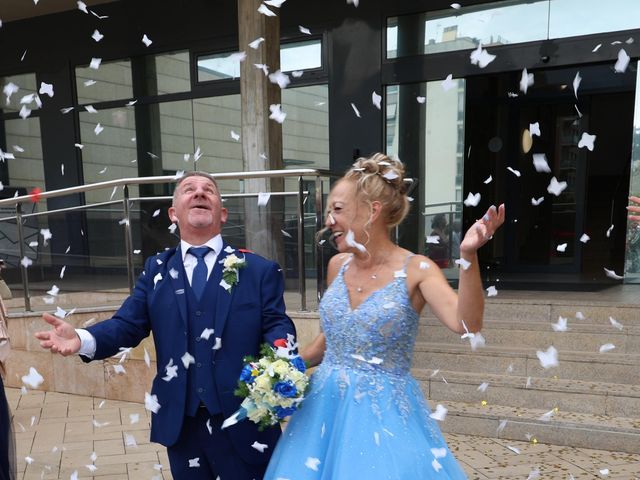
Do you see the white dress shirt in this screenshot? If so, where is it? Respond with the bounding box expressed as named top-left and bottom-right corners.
top-left (76, 235), bottom-right (223, 358)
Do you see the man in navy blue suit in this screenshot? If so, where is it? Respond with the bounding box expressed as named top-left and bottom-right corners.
top-left (35, 171), bottom-right (296, 479)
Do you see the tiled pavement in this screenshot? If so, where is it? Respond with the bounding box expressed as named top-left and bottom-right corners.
top-left (4, 388), bottom-right (640, 479)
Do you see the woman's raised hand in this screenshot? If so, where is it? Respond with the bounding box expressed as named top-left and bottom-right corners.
top-left (460, 204), bottom-right (505, 255)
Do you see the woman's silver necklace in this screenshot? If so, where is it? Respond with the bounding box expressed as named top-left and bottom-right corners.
top-left (352, 258), bottom-right (387, 293)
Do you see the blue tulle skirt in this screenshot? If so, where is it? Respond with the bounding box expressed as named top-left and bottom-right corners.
top-left (264, 364), bottom-right (467, 479)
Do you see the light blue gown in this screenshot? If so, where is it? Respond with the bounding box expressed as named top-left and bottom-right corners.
top-left (265, 256), bottom-right (468, 479)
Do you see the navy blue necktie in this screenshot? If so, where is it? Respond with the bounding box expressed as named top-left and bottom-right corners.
top-left (188, 246), bottom-right (211, 300)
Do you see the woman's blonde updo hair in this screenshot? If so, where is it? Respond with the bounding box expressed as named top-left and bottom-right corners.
top-left (343, 153), bottom-right (411, 229)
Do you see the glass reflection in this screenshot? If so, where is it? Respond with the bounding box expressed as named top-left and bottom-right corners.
top-left (75, 60), bottom-right (133, 105)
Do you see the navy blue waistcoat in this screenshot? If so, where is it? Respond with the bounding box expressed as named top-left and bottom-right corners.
top-left (185, 276), bottom-right (222, 417)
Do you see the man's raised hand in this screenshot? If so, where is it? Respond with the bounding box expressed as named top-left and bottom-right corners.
top-left (34, 313), bottom-right (81, 356)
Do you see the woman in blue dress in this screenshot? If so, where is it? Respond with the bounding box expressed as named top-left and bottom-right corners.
top-left (265, 153), bottom-right (504, 479)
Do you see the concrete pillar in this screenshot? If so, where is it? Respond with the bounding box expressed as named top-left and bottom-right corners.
top-left (237, 0), bottom-right (285, 266)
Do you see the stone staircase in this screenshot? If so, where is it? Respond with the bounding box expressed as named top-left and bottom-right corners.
top-left (5, 289), bottom-right (640, 454)
top-left (413, 300), bottom-right (640, 454)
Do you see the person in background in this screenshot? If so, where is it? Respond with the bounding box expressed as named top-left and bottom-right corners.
top-left (427, 213), bottom-right (450, 268)
top-left (628, 195), bottom-right (640, 223)
top-left (0, 294), bottom-right (16, 480)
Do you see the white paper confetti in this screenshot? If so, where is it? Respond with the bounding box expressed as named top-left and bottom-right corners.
top-left (529, 122), bottom-right (541, 137)
top-left (162, 359), bottom-right (178, 382)
top-left (416, 96), bottom-right (426, 104)
top-left (573, 71), bottom-right (582, 98)
top-left (455, 258), bottom-right (471, 270)
top-left (556, 243), bottom-right (567, 253)
top-left (547, 177), bottom-right (567, 196)
top-left (578, 132), bottom-right (596, 151)
top-left (269, 104), bottom-right (287, 123)
top-left (470, 44), bottom-right (496, 68)
top-left (507, 166), bottom-right (521, 177)
top-left (579, 233), bottom-right (590, 243)
top-left (268, 70), bottom-right (290, 89)
top-left (89, 58), bottom-right (102, 70)
top-left (371, 91), bottom-right (382, 110)
top-left (429, 404), bottom-right (448, 421)
top-left (552, 316), bottom-right (568, 332)
top-left (614, 49), bottom-right (630, 73)
top-left (257, 3), bottom-right (276, 16)
top-left (142, 34), bottom-right (153, 47)
top-left (22, 367), bottom-right (44, 388)
top-left (94, 123), bottom-right (104, 135)
top-left (531, 197), bottom-right (544, 206)
top-left (604, 267), bottom-right (623, 280)
top-left (188, 457), bottom-right (200, 468)
top-left (519, 68), bottom-right (534, 94)
top-left (251, 441), bottom-right (268, 452)
top-left (532, 153), bottom-right (551, 173)
top-left (350, 103), bottom-right (361, 118)
top-left (305, 457), bottom-right (321, 471)
top-left (441, 74), bottom-right (455, 91)
top-left (463, 192), bottom-right (481, 207)
top-left (144, 392), bottom-right (161, 413)
top-left (484, 175), bottom-right (493, 184)
top-left (536, 346), bottom-right (559, 369)
top-left (486, 285), bottom-right (498, 297)
top-left (599, 343), bottom-right (615, 353)
top-left (248, 37), bottom-right (265, 49)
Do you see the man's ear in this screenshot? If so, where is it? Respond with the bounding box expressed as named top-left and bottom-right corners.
top-left (220, 207), bottom-right (229, 225)
top-left (168, 206), bottom-right (178, 223)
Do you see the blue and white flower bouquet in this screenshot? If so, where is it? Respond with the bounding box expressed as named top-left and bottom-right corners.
top-left (222, 334), bottom-right (309, 431)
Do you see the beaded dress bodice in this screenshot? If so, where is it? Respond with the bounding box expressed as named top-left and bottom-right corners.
top-left (319, 255), bottom-right (419, 375)
top-left (314, 255), bottom-right (422, 419)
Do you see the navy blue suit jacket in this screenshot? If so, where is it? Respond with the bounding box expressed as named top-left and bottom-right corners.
top-left (85, 243), bottom-right (296, 464)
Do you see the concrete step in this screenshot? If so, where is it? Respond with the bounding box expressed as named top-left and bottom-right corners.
top-left (412, 341), bottom-right (640, 385)
top-left (422, 300), bottom-right (640, 325)
top-left (412, 368), bottom-right (640, 418)
top-left (435, 400), bottom-right (640, 454)
top-left (418, 319), bottom-right (640, 354)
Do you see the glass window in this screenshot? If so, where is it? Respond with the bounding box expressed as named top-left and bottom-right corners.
top-left (78, 106), bottom-right (138, 203)
top-left (1, 73), bottom-right (39, 113)
top-left (386, 80), bottom-right (465, 278)
top-left (197, 52), bottom-right (243, 82)
top-left (76, 59), bottom-right (133, 105)
top-left (281, 39), bottom-right (322, 72)
top-left (625, 60), bottom-right (640, 283)
top-left (282, 85), bottom-right (329, 169)
top-left (387, 1), bottom-right (549, 58)
top-left (549, 0), bottom-right (640, 39)
top-left (197, 39), bottom-right (323, 83)
top-left (2, 117), bottom-right (45, 191)
top-left (155, 51), bottom-right (191, 95)
top-left (387, 0), bottom-right (640, 59)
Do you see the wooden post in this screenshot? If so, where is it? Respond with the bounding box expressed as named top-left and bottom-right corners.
top-left (237, 0), bottom-right (285, 267)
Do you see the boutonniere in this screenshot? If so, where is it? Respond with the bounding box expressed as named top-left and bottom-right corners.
top-left (219, 253), bottom-right (247, 293)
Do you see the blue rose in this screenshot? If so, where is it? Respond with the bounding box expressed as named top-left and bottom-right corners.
top-left (273, 380), bottom-right (297, 398)
top-left (239, 365), bottom-right (255, 384)
top-left (291, 356), bottom-right (307, 373)
top-left (275, 406), bottom-right (297, 420)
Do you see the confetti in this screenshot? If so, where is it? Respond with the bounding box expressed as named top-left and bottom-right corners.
top-left (507, 166), bottom-right (521, 177)
top-left (91, 29), bottom-right (104, 42)
top-left (248, 37), bottom-right (265, 49)
top-left (580, 233), bottom-right (590, 243)
top-left (536, 346), bottom-right (559, 369)
top-left (188, 457), bottom-right (200, 468)
top-left (441, 74), bottom-right (455, 91)
top-left (599, 343), bottom-right (615, 353)
top-left (573, 71), bottom-right (582, 98)
top-left (298, 25), bottom-right (311, 35)
top-left (268, 70), bottom-right (290, 89)
top-left (463, 192), bottom-right (481, 207)
top-left (230, 130), bottom-right (240, 141)
top-left (350, 103), bottom-right (361, 118)
top-left (604, 267), bottom-right (623, 280)
top-left (257, 192), bottom-right (271, 206)
top-left (470, 44), bottom-right (496, 68)
top-left (257, 3), bottom-right (276, 16)
top-left (529, 122), bottom-right (541, 137)
top-left (556, 243), bottom-right (567, 253)
top-left (251, 441), bottom-right (269, 452)
top-left (39, 82), bottom-right (54, 97)
top-left (89, 58), bottom-right (102, 70)
top-left (519, 68), bottom-right (534, 94)
top-left (268, 104), bottom-right (287, 123)
top-left (162, 359), bottom-right (178, 382)
top-left (22, 367), bottom-right (44, 388)
top-left (305, 457), bottom-right (321, 471)
top-left (371, 91), bottom-right (382, 110)
top-left (144, 392), bottom-right (161, 413)
top-left (532, 153), bottom-right (551, 173)
top-left (429, 404), bottom-right (448, 421)
top-left (483, 175), bottom-right (493, 184)
top-left (614, 48), bottom-right (630, 73)
top-left (609, 316), bottom-right (623, 330)
top-left (94, 123), bottom-right (104, 135)
top-left (142, 34), bottom-right (153, 47)
top-left (547, 177), bottom-right (567, 196)
top-left (551, 316), bottom-right (568, 332)
top-left (578, 132), bottom-right (596, 151)
top-left (531, 197), bottom-right (544, 206)
top-left (486, 285), bottom-right (498, 297)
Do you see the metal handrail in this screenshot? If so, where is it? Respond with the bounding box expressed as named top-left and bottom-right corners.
top-left (0, 169), bottom-right (337, 311)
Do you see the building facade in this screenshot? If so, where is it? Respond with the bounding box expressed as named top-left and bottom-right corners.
top-left (0, 0), bottom-right (639, 292)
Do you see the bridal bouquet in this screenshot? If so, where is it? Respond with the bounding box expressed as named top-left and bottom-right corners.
top-left (222, 335), bottom-right (310, 431)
